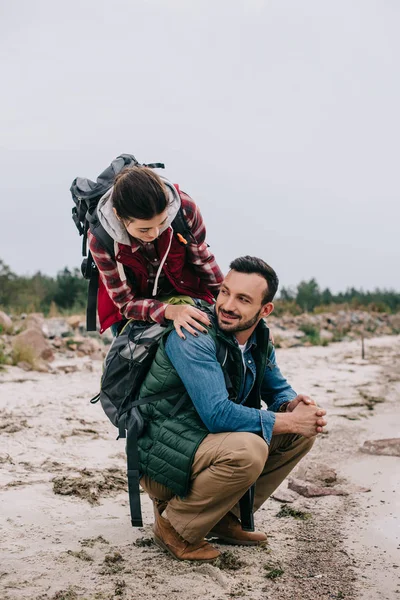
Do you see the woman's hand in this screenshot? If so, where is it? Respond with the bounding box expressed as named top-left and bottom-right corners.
top-left (164, 304), bottom-right (211, 339)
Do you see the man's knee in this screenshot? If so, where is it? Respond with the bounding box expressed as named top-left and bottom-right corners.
top-left (221, 432), bottom-right (269, 482)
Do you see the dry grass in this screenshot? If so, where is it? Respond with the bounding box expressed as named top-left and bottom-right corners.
top-left (11, 342), bottom-right (37, 368)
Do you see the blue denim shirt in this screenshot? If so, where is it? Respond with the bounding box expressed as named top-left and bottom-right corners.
top-left (165, 329), bottom-right (297, 445)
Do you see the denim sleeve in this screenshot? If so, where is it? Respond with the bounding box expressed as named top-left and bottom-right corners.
top-left (165, 330), bottom-right (277, 444)
top-left (261, 346), bottom-right (297, 412)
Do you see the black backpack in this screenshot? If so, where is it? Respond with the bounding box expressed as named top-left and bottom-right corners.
top-left (70, 154), bottom-right (194, 331)
top-left (91, 313), bottom-right (229, 529)
top-left (92, 314), bottom-right (255, 532)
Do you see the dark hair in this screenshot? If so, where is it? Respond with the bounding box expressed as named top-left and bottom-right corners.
top-left (229, 256), bottom-right (279, 303)
top-left (112, 166), bottom-right (169, 220)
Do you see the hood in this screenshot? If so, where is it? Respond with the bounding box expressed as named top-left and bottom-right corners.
top-left (96, 175), bottom-right (182, 246)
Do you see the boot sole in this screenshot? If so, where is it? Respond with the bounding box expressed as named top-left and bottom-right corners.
top-left (207, 533), bottom-right (266, 546)
top-left (153, 534), bottom-right (220, 563)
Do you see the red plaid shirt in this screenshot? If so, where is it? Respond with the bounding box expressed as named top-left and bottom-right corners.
top-left (88, 191), bottom-right (223, 324)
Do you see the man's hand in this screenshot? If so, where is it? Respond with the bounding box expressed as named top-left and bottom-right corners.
top-left (290, 401), bottom-right (327, 438)
top-left (286, 394), bottom-right (316, 412)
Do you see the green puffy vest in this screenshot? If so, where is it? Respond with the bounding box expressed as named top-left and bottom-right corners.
top-left (137, 315), bottom-right (272, 497)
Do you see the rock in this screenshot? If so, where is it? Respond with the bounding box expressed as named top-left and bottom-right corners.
top-left (78, 338), bottom-right (103, 356)
top-left (320, 330), bottom-right (334, 341)
top-left (17, 361), bottom-right (33, 371)
top-left (51, 337), bottom-right (63, 349)
top-left (272, 488), bottom-right (299, 503)
top-left (0, 311), bottom-right (13, 334)
top-left (35, 360), bottom-right (51, 373)
top-left (42, 318), bottom-right (71, 339)
top-left (12, 328), bottom-right (54, 362)
top-left (66, 315), bottom-right (84, 329)
top-left (56, 364), bottom-right (79, 374)
top-left (295, 462), bottom-right (337, 485)
top-left (25, 313), bottom-right (45, 331)
top-left (360, 438), bottom-right (400, 458)
top-left (288, 477), bottom-right (348, 497)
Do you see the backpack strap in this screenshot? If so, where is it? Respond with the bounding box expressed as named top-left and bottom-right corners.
top-left (125, 388), bottom-right (187, 527)
top-left (171, 206), bottom-right (196, 244)
top-left (83, 209), bottom-right (117, 331)
top-left (126, 419), bottom-right (143, 527)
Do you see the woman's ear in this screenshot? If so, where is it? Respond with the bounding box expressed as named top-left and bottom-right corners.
top-left (113, 207), bottom-right (121, 221)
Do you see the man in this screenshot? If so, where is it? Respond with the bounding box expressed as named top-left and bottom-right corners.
top-left (137, 256), bottom-right (327, 562)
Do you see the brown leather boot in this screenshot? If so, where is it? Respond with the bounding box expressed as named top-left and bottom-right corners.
top-left (208, 512), bottom-right (268, 546)
top-left (152, 509), bottom-right (220, 562)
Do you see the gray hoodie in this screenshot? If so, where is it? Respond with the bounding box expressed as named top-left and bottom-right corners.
top-left (96, 176), bottom-right (182, 297)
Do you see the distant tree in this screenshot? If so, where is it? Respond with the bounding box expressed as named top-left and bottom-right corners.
top-left (0, 260), bottom-right (17, 307)
top-left (320, 287), bottom-right (333, 305)
top-left (53, 267), bottom-right (86, 309)
top-left (279, 286), bottom-right (296, 301)
top-left (296, 278), bottom-right (321, 311)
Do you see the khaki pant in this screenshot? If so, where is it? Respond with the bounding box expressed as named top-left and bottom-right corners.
top-left (141, 432), bottom-right (314, 543)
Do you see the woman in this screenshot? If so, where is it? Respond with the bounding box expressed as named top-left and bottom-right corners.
top-left (88, 166), bottom-right (223, 337)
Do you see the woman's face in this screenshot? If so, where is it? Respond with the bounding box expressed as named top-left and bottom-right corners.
top-left (119, 209), bottom-right (169, 243)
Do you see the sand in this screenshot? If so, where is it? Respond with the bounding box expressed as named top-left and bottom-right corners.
top-left (1, 335), bottom-right (399, 600)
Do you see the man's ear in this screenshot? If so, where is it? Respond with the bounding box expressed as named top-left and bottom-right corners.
top-left (261, 302), bottom-right (274, 319)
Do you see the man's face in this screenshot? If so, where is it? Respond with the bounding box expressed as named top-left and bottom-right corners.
top-left (215, 270), bottom-right (274, 335)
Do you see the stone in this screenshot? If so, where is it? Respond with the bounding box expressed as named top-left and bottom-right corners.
top-left (17, 361), bottom-right (33, 371)
top-left (35, 360), bottom-right (51, 373)
top-left (42, 318), bottom-right (71, 339)
top-left (51, 337), bottom-right (63, 349)
top-left (295, 462), bottom-right (337, 485)
top-left (91, 349), bottom-right (105, 361)
top-left (12, 328), bottom-right (54, 362)
top-left (56, 364), bottom-right (79, 374)
top-left (25, 313), bottom-right (45, 331)
top-left (272, 488), bottom-right (299, 503)
top-left (66, 315), bottom-right (84, 329)
top-left (320, 329), bottom-right (334, 341)
top-left (0, 311), bottom-right (13, 334)
top-left (78, 337), bottom-right (103, 356)
top-left (360, 438), bottom-right (400, 458)
top-left (288, 477), bottom-right (348, 497)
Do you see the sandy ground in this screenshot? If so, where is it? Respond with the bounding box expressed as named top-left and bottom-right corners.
top-left (0, 335), bottom-right (399, 600)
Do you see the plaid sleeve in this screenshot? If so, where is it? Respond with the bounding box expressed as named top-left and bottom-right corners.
top-left (87, 231), bottom-right (167, 324)
top-left (179, 191), bottom-right (224, 293)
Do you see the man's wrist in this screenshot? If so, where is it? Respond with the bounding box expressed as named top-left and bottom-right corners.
top-left (273, 412), bottom-right (295, 435)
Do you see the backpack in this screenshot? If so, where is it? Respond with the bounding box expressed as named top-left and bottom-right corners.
top-left (91, 319), bottom-right (172, 527)
top-left (91, 314), bottom-right (256, 532)
top-left (91, 314), bottom-right (228, 528)
top-left (70, 154), bottom-right (194, 331)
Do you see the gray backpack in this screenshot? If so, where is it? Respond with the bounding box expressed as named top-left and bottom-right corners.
top-left (91, 318), bottom-right (255, 531)
top-left (91, 320), bottom-right (170, 526)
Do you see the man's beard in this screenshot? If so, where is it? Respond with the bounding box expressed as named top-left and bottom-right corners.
top-left (217, 307), bottom-right (262, 334)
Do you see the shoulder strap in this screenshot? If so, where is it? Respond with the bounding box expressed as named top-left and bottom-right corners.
top-left (171, 201), bottom-right (196, 244)
top-left (126, 419), bottom-right (143, 527)
top-left (83, 209), bottom-right (116, 331)
top-left (87, 207), bottom-right (115, 258)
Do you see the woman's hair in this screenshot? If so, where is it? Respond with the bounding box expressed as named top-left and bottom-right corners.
top-left (112, 166), bottom-right (169, 220)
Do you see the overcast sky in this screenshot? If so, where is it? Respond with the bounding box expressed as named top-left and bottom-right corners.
top-left (1, 0), bottom-right (399, 293)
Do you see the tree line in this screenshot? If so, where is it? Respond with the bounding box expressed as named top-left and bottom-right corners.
top-left (0, 259), bottom-right (399, 315)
